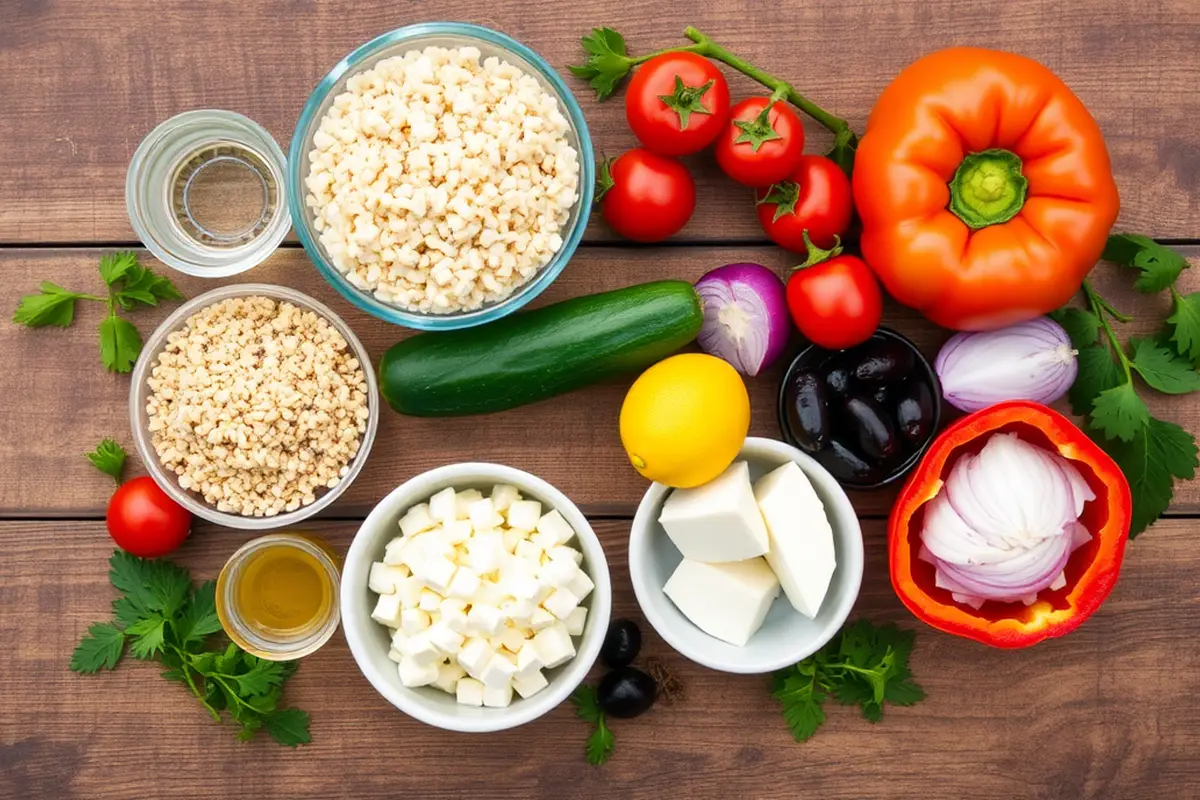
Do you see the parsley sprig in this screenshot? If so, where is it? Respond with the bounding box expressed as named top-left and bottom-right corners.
top-left (1051, 234), bottom-right (1200, 536)
top-left (86, 438), bottom-right (127, 483)
top-left (570, 684), bottom-right (616, 765)
top-left (71, 551), bottom-right (311, 746)
top-left (14, 251), bottom-right (183, 373)
top-left (773, 620), bottom-right (925, 742)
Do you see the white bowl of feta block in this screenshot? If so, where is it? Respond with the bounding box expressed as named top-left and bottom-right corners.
top-left (342, 463), bottom-right (611, 732)
top-left (629, 437), bottom-right (864, 674)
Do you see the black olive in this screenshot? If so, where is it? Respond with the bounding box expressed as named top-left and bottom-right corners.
top-left (823, 363), bottom-right (853, 396)
top-left (871, 384), bottom-right (890, 406)
top-left (600, 619), bottom-right (642, 669)
top-left (816, 439), bottom-right (884, 484)
top-left (852, 339), bottom-right (916, 384)
top-left (894, 380), bottom-right (936, 445)
top-left (597, 666), bottom-right (657, 719)
top-left (783, 369), bottom-right (830, 453)
top-left (844, 395), bottom-right (899, 461)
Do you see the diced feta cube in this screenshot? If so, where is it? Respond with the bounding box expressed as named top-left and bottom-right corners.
top-left (428, 621), bottom-right (466, 655)
top-left (658, 461), bottom-right (770, 563)
top-left (400, 607), bottom-right (431, 636)
top-left (565, 569), bottom-right (594, 601)
top-left (371, 593), bottom-right (404, 627)
top-left (442, 602), bottom-right (470, 634)
top-left (457, 638), bottom-right (496, 679)
top-left (447, 566), bottom-right (481, 599)
top-left (469, 498), bottom-right (505, 531)
top-left (546, 545), bottom-right (583, 565)
top-left (504, 574), bottom-right (541, 602)
top-left (564, 606), bottom-right (588, 636)
top-left (433, 661), bottom-right (466, 694)
top-left (399, 503), bottom-right (435, 537)
top-left (501, 528), bottom-right (524, 553)
top-left (369, 562), bottom-right (408, 594)
top-left (663, 557), bottom-right (780, 646)
top-left (515, 642), bottom-right (543, 677)
top-left (513, 669), bottom-right (548, 699)
top-left (387, 647), bottom-right (404, 664)
top-left (532, 622), bottom-right (576, 669)
top-left (467, 603), bottom-right (506, 636)
top-left (429, 487), bottom-right (457, 523)
top-left (456, 677), bottom-right (485, 706)
top-left (383, 537), bottom-right (408, 566)
top-left (418, 588), bottom-right (443, 612)
top-left (529, 607), bottom-right (556, 631)
top-left (398, 657), bottom-right (440, 687)
top-left (483, 682), bottom-right (513, 708)
top-left (515, 539), bottom-right (544, 563)
top-left (500, 597), bottom-right (536, 625)
top-left (467, 531), bottom-right (506, 574)
top-left (539, 557), bottom-right (578, 588)
top-left (506, 499), bottom-right (542, 531)
top-left (497, 625), bottom-right (528, 653)
top-left (442, 519), bottom-right (473, 544)
top-left (454, 489), bottom-right (484, 520)
top-left (399, 631), bottom-right (441, 667)
top-left (535, 509), bottom-right (575, 548)
top-left (395, 577), bottom-right (423, 608)
top-left (491, 484), bottom-right (521, 512)
top-left (543, 587), bottom-right (581, 620)
top-left (412, 554), bottom-right (457, 593)
top-left (479, 653), bottom-right (518, 688)
top-left (472, 579), bottom-right (506, 607)
top-left (753, 462), bottom-right (837, 618)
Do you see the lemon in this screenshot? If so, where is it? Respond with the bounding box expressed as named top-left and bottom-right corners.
top-left (619, 353), bottom-right (750, 489)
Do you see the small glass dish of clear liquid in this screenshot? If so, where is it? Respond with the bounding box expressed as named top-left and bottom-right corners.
top-left (126, 109), bottom-right (290, 277)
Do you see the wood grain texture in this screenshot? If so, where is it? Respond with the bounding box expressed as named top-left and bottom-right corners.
top-left (2, 0), bottom-right (1199, 243)
top-left (4, 247), bottom-right (1198, 519)
top-left (2, 519), bottom-right (1197, 800)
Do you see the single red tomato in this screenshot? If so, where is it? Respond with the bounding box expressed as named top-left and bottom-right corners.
top-left (786, 241), bottom-right (883, 350)
top-left (625, 52), bottom-right (730, 156)
top-left (714, 98), bottom-right (806, 187)
top-left (106, 476), bottom-right (192, 558)
top-left (599, 148), bottom-right (696, 242)
top-left (756, 155), bottom-right (853, 253)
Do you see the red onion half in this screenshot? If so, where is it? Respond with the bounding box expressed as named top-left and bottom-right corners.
top-left (695, 263), bottom-right (789, 376)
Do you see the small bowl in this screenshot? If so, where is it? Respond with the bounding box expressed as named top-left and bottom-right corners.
top-left (778, 327), bottom-right (942, 490)
top-left (341, 463), bottom-right (612, 733)
top-left (628, 437), bottom-right (864, 674)
top-left (287, 23), bottom-right (595, 331)
top-left (129, 284), bottom-right (380, 530)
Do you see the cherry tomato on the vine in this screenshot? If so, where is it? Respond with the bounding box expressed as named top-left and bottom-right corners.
top-left (598, 148), bottom-right (696, 242)
top-left (715, 98), bottom-right (806, 187)
top-left (756, 155), bottom-right (853, 253)
top-left (625, 52), bottom-right (730, 156)
top-left (786, 238), bottom-right (883, 350)
top-left (106, 476), bottom-right (192, 558)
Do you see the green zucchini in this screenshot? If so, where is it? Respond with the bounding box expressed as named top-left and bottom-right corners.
top-left (379, 280), bottom-right (703, 417)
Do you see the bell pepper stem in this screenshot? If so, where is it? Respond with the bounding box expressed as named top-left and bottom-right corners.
top-left (949, 149), bottom-right (1028, 229)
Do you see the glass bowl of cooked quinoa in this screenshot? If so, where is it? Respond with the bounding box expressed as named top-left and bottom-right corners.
top-left (287, 22), bottom-right (595, 331)
top-left (129, 284), bottom-right (380, 529)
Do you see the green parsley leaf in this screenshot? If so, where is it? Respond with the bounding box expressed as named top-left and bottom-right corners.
top-left (570, 684), bottom-right (615, 765)
top-left (69, 623), bottom-right (126, 673)
top-left (98, 311), bottom-right (143, 373)
top-left (1103, 233), bottom-right (1188, 294)
top-left (13, 282), bottom-right (90, 328)
top-left (127, 617), bottom-right (167, 659)
top-left (569, 27), bottom-right (637, 101)
top-left (111, 261), bottom-right (183, 310)
top-left (1050, 307), bottom-right (1101, 349)
top-left (176, 580), bottom-right (222, 645)
top-left (99, 252), bottom-right (140, 286)
top-left (757, 180), bottom-right (801, 222)
top-left (657, 75), bottom-right (715, 130)
top-left (108, 551), bottom-right (192, 621)
top-left (1167, 290), bottom-right (1200, 364)
top-left (1129, 337), bottom-right (1200, 394)
top-left (772, 666), bottom-right (827, 741)
top-left (265, 708), bottom-right (312, 747)
top-left (233, 655), bottom-right (289, 696)
top-left (1089, 381), bottom-right (1150, 442)
top-left (1068, 345), bottom-right (1123, 416)
top-left (1098, 417), bottom-right (1199, 536)
top-left (86, 438), bottom-right (126, 483)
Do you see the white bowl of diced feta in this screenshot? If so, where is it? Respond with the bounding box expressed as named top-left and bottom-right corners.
top-left (628, 437), bottom-right (864, 674)
top-left (342, 463), bottom-right (611, 732)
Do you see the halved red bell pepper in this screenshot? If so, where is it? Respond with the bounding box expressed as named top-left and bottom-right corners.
top-left (889, 401), bottom-right (1131, 648)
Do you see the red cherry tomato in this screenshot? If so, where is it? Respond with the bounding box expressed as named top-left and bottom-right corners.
top-left (756, 155), bottom-right (853, 253)
top-left (106, 476), bottom-right (192, 558)
top-left (599, 148), bottom-right (696, 242)
top-left (715, 98), bottom-right (806, 187)
top-left (786, 251), bottom-right (883, 350)
top-left (625, 52), bottom-right (730, 156)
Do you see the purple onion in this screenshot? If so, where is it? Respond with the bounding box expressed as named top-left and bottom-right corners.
top-left (695, 263), bottom-right (789, 377)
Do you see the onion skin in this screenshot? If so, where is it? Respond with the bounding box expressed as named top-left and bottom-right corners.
top-left (695, 263), bottom-right (789, 376)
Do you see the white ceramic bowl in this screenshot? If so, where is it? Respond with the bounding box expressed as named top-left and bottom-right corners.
top-left (629, 437), bottom-right (864, 674)
top-left (341, 463), bottom-right (612, 732)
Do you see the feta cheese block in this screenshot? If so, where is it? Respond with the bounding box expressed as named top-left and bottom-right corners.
top-left (753, 462), bottom-right (837, 618)
top-left (663, 557), bottom-right (780, 646)
top-left (658, 461), bottom-right (769, 563)
top-left (456, 677), bottom-right (485, 707)
top-left (513, 668), bottom-right (549, 699)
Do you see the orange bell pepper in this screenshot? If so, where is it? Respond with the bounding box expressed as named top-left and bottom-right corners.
top-left (853, 48), bottom-right (1120, 331)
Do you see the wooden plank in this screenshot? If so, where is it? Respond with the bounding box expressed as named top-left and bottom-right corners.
top-left (2, 518), bottom-right (1197, 799)
top-left (2, 0), bottom-right (1199, 244)
top-left (3, 247), bottom-right (1199, 518)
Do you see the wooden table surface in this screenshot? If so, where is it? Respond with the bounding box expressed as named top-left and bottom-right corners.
top-left (3, 2), bottom-right (1199, 798)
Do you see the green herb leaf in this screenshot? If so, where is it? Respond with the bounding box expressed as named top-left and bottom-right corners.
top-left (264, 708), bottom-right (312, 747)
top-left (70, 623), bottom-right (126, 673)
top-left (1089, 381), bottom-right (1150, 442)
top-left (13, 282), bottom-right (89, 328)
top-left (732, 103), bottom-right (783, 151)
top-left (569, 27), bottom-right (637, 100)
top-left (657, 75), bottom-right (714, 130)
top-left (570, 685), bottom-right (615, 765)
top-left (594, 158), bottom-right (614, 206)
top-left (757, 180), bottom-right (801, 222)
top-left (108, 551), bottom-right (192, 621)
top-left (1167, 290), bottom-right (1200, 364)
top-left (127, 617), bottom-right (167, 660)
top-left (111, 261), bottom-right (183, 310)
top-left (1103, 233), bottom-right (1188, 294)
top-left (176, 580), bottom-right (222, 646)
top-left (99, 252), bottom-right (140, 287)
top-left (98, 311), bottom-right (143, 373)
top-left (1068, 345), bottom-right (1124, 417)
top-left (1097, 417), bottom-right (1199, 536)
top-left (1050, 307), bottom-right (1101, 349)
top-left (773, 666), bottom-right (826, 741)
top-left (1129, 337), bottom-right (1200, 394)
top-left (233, 655), bottom-right (289, 697)
top-left (86, 438), bottom-right (127, 483)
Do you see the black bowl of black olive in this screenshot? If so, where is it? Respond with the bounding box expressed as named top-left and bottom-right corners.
top-left (777, 328), bottom-right (941, 489)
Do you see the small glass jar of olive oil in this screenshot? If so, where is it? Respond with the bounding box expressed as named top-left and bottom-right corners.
top-left (216, 534), bottom-right (341, 661)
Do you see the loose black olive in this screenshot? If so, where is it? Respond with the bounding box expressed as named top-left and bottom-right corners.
top-left (871, 384), bottom-right (890, 406)
top-left (823, 363), bottom-right (853, 396)
top-left (894, 380), bottom-right (936, 445)
top-left (601, 619), bottom-right (642, 669)
top-left (597, 666), bottom-right (657, 719)
top-left (852, 339), bottom-right (916, 384)
top-left (844, 395), bottom-right (899, 461)
top-left (817, 439), bottom-right (885, 485)
top-left (784, 369), bottom-right (830, 453)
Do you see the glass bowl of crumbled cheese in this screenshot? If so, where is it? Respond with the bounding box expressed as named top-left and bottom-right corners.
top-left (288, 23), bottom-right (595, 330)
